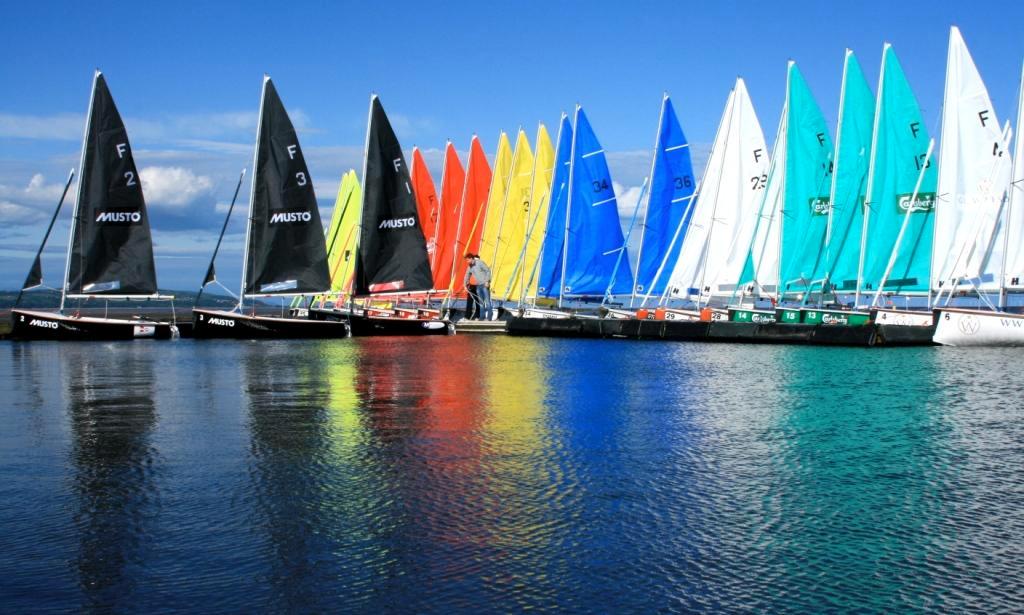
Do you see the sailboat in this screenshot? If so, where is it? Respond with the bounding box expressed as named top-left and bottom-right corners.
top-left (315, 94), bottom-right (451, 336)
top-left (430, 141), bottom-right (466, 293)
top-left (508, 105), bottom-right (632, 336)
top-left (11, 70), bottom-right (179, 341)
top-left (931, 27), bottom-right (1022, 346)
top-left (192, 75), bottom-right (350, 338)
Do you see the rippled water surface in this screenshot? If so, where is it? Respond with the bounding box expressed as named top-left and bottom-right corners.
top-left (1, 337), bottom-right (1022, 612)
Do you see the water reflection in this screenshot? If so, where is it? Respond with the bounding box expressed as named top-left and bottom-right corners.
top-left (64, 344), bottom-right (159, 611)
top-left (2, 339), bottom-right (1022, 612)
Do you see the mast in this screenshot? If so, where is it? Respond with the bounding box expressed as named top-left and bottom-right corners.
top-left (17, 169), bottom-right (74, 308)
top-left (489, 128), bottom-right (521, 273)
top-left (431, 139), bottom-right (451, 275)
top-left (856, 44), bottom-right (888, 308)
top-left (355, 92), bottom-right (377, 303)
top-left (774, 61), bottom-right (794, 303)
top-left (196, 168), bottom-right (246, 305)
top-left (559, 105), bottom-right (581, 309)
top-left (238, 74), bottom-right (270, 312)
top-left (61, 70), bottom-right (100, 314)
top-left (517, 122), bottom-right (545, 302)
top-left (630, 93), bottom-right (669, 307)
top-left (871, 138), bottom-right (934, 307)
top-left (527, 113), bottom-right (568, 304)
top-left (824, 50), bottom-right (852, 289)
top-left (1001, 63), bottom-right (1024, 308)
top-left (688, 85), bottom-right (738, 309)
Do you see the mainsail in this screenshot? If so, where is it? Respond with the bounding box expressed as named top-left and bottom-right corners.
top-left (776, 62), bottom-right (834, 297)
top-left (932, 26), bottom-right (1012, 293)
top-left (432, 141), bottom-right (465, 291)
top-left (516, 123), bottom-right (555, 301)
top-left (1006, 64), bottom-right (1024, 291)
top-left (325, 170), bottom-right (362, 293)
top-left (667, 79), bottom-right (768, 302)
top-left (478, 132), bottom-right (514, 271)
top-left (820, 50), bottom-right (875, 292)
top-left (491, 129), bottom-right (536, 300)
top-left (448, 136), bottom-right (492, 295)
top-left (633, 94), bottom-right (697, 297)
top-left (537, 113), bottom-right (573, 298)
top-left (562, 106), bottom-right (632, 297)
top-left (242, 76), bottom-right (330, 296)
top-left (65, 71), bottom-right (159, 297)
top-left (354, 95), bottom-right (434, 295)
top-left (857, 44), bottom-right (937, 298)
top-left (410, 147), bottom-right (440, 263)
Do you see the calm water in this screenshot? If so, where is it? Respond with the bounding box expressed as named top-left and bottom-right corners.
top-left (0, 337), bottom-right (1022, 613)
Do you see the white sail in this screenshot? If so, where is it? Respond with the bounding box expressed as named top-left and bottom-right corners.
top-left (742, 99), bottom-right (785, 298)
top-left (1006, 63), bottom-right (1024, 290)
top-left (932, 26), bottom-right (1012, 293)
top-left (665, 79), bottom-right (769, 301)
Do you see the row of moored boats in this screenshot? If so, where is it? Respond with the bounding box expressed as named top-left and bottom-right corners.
top-left (10, 27), bottom-right (1024, 346)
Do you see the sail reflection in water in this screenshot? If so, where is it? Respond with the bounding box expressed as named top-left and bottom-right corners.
top-left (1, 341), bottom-right (1024, 612)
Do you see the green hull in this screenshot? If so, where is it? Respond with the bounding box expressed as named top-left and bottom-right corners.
top-left (801, 309), bottom-right (872, 326)
top-left (728, 308), bottom-right (777, 324)
top-left (776, 308), bottom-right (802, 324)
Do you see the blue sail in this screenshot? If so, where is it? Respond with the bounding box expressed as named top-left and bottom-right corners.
top-left (563, 107), bottom-right (633, 296)
top-left (635, 95), bottom-right (696, 295)
top-left (537, 113), bottom-right (573, 298)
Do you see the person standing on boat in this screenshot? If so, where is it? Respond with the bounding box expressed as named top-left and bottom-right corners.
top-left (464, 253), bottom-right (492, 320)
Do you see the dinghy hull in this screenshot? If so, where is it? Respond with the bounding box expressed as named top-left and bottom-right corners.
top-left (192, 308), bottom-right (350, 339)
top-left (10, 309), bottom-right (177, 341)
top-left (307, 308), bottom-right (452, 337)
top-left (933, 308), bottom-right (1024, 346)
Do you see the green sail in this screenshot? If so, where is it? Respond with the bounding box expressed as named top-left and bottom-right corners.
top-left (821, 51), bottom-right (875, 292)
top-left (778, 62), bottom-right (834, 296)
top-left (858, 45), bottom-right (936, 295)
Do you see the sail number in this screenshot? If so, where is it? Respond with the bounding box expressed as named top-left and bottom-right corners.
top-left (673, 176), bottom-right (693, 189)
top-left (912, 153), bottom-right (931, 170)
top-left (592, 179), bottom-right (610, 193)
top-left (750, 174), bottom-right (767, 190)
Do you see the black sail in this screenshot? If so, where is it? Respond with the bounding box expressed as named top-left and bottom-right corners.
top-left (354, 96), bottom-right (433, 295)
top-left (243, 78), bottom-right (330, 295)
top-left (67, 73), bottom-right (158, 295)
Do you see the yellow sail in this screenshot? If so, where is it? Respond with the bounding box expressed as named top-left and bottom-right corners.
top-left (491, 129), bottom-right (536, 301)
top-left (326, 169), bottom-right (363, 296)
top-left (477, 132), bottom-right (513, 274)
top-left (519, 124), bottom-right (555, 300)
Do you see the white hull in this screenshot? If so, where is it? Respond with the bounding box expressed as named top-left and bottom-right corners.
top-left (933, 308), bottom-right (1024, 346)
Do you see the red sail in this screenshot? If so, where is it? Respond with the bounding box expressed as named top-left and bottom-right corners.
top-left (447, 136), bottom-right (492, 295)
top-left (410, 147), bottom-right (439, 266)
top-left (431, 142), bottom-right (465, 291)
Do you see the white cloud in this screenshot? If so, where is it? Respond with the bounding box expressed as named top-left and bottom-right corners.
top-left (139, 166), bottom-right (214, 209)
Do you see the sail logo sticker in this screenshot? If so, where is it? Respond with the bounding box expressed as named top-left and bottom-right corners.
top-left (207, 317), bottom-right (235, 327)
top-left (269, 211), bottom-right (312, 224)
top-left (896, 192), bottom-right (936, 214)
top-left (379, 217), bottom-right (416, 230)
top-left (95, 210), bottom-right (142, 224)
top-left (29, 319), bottom-right (58, 329)
top-left (809, 197), bottom-right (831, 216)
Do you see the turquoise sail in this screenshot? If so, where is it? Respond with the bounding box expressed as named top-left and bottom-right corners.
top-left (634, 95), bottom-right (696, 295)
top-left (821, 51), bottom-right (875, 291)
top-left (779, 62), bottom-right (834, 296)
top-left (859, 45), bottom-right (936, 295)
top-left (563, 106), bottom-right (632, 296)
top-left (537, 114), bottom-right (573, 298)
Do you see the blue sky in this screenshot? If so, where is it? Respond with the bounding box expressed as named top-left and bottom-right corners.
top-left (2, 0), bottom-right (1023, 291)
